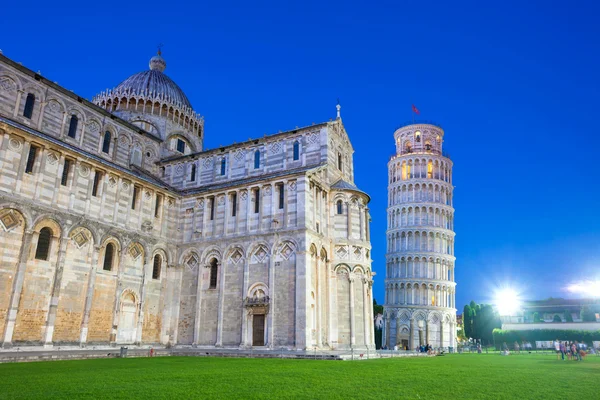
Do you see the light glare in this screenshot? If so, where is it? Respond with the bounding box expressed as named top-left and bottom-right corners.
top-left (494, 288), bottom-right (521, 316)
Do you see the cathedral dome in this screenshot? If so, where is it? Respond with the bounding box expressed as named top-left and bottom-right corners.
top-left (112, 51), bottom-right (192, 109)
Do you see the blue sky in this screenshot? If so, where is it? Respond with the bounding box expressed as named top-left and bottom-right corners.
top-left (3, 1), bottom-right (599, 310)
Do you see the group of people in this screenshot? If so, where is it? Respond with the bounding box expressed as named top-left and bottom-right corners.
top-left (554, 340), bottom-right (589, 361)
top-left (501, 341), bottom-right (532, 355)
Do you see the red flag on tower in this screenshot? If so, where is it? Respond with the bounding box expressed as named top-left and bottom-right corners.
top-left (412, 104), bottom-right (420, 115)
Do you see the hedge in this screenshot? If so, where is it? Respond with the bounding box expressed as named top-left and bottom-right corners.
top-left (492, 329), bottom-right (600, 348)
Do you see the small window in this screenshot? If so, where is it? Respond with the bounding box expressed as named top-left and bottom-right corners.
top-left (25, 145), bottom-right (38, 174)
top-left (152, 254), bottom-right (161, 280)
top-left (220, 158), bottom-right (226, 176)
top-left (337, 152), bottom-right (342, 171)
top-left (337, 200), bottom-right (343, 215)
top-left (61, 159), bottom-right (71, 186)
top-left (415, 131), bottom-right (421, 142)
top-left (209, 258), bottom-right (218, 289)
top-left (23, 93), bottom-right (35, 119)
top-left (190, 164), bottom-right (196, 182)
top-left (277, 183), bottom-right (284, 209)
top-left (210, 197), bottom-right (215, 220)
top-left (293, 141), bottom-right (300, 161)
top-left (176, 138), bottom-right (185, 153)
top-left (67, 115), bottom-right (79, 139)
top-left (155, 194), bottom-right (162, 218)
top-left (103, 243), bottom-right (115, 271)
top-left (102, 131), bottom-right (111, 154)
top-left (231, 192), bottom-right (237, 217)
top-left (254, 150), bottom-right (260, 169)
top-left (132, 186), bottom-right (139, 210)
top-left (254, 188), bottom-right (260, 213)
top-left (92, 171), bottom-right (103, 197)
top-left (35, 227), bottom-right (52, 260)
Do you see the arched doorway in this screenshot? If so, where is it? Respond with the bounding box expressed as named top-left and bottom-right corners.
top-left (117, 292), bottom-right (138, 343)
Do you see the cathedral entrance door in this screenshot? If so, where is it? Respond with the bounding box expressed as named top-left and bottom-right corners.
top-left (252, 314), bottom-right (265, 346)
top-left (116, 293), bottom-right (137, 343)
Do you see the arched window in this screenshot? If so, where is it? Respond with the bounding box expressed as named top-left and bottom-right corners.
top-left (130, 148), bottom-right (142, 167)
top-left (102, 131), bottom-right (111, 153)
top-left (103, 243), bottom-right (115, 271)
top-left (152, 254), bottom-right (161, 280)
top-left (190, 164), bottom-right (196, 181)
top-left (220, 158), bottom-right (226, 176)
top-left (293, 141), bottom-right (300, 161)
top-left (23, 93), bottom-right (35, 119)
top-left (336, 200), bottom-right (343, 215)
top-left (176, 138), bottom-right (186, 153)
top-left (254, 150), bottom-right (260, 169)
top-left (67, 115), bottom-right (78, 138)
top-left (209, 258), bottom-right (218, 289)
top-left (337, 152), bottom-right (342, 170)
top-left (35, 227), bottom-right (52, 260)
top-left (415, 131), bottom-right (421, 142)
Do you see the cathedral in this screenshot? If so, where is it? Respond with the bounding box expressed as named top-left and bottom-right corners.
top-left (0, 50), bottom-right (374, 350)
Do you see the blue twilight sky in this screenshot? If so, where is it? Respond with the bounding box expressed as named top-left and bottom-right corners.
top-left (3, 1), bottom-right (599, 310)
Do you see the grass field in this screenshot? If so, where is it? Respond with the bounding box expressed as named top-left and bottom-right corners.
top-left (0, 353), bottom-right (598, 399)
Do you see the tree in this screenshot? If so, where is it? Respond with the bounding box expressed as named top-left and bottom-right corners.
top-left (373, 299), bottom-right (384, 316)
top-left (553, 314), bottom-right (562, 322)
top-left (463, 304), bottom-right (473, 339)
top-left (581, 306), bottom-right (597, 322)
top-left (462, 301), bottom-right (501, 344)
top-left (533, 312), bottom-right (542, 323)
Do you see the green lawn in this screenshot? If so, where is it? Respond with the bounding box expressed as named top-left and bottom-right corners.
top-left (0, 354), bottom-right (598, 399)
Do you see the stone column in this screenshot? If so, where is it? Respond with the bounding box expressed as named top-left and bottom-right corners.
top-left (43, 235), bottom-right (69, 346)
top-left (294, 249), bottom-right (308, 350)
top-left (13, 90), bottom-right (23, 118)
top-left (349, 275), bottom-right (355, 347)
top-left (409, 318), bottom-right (414, 350)
top-left (215, 261), bottom-right (225, 346)
top-left (369, 281), bottom-right (375, 348)
top-left (240, 257), bottom-right (250, 348)
top-left (383, 316), bottom-right (388, 348)
top-left (1, 229), bottom-right (34, 347)
top-left (79, 245), bottom-right (100, 345)
top-left (193, 264), bottom-right (204, 346)
top-left (267, 251), bottom-right (275, 348)
top-left (425, 319), bottom-right (430, 346)
top-left (110, 246), bottom-right (128, 345)
top-left (362, 277), bottom-right (369, 347)
top-left (365, 208), bottom-right (370, 242)
top-left (359, 205), bottom-right (364, 240)
top-left (346, 202), bottom-right (351, 238)
top-left (440, 320), bottom-right (445, 348)
top-left (135, 259), bottom-right (151, 344)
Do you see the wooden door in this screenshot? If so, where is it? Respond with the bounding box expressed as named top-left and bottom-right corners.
top-left (252, 314), bottom-right (265, 346)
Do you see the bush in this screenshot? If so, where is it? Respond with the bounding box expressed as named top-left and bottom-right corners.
top-left (493, 328), bottom-right (600, 349)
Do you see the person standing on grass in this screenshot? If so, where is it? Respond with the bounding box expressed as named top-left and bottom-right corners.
top-left (514, 341), bottom-right (520, 354)
top-left (559, 341), bottom-right (566, 360)
top-left (571, 343), bottom-right (578, 361)
top-left (554, 339), bottom-right (561, 359)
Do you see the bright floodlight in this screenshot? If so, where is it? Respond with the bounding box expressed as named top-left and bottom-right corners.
top-left (494, 288), bottom-right (521, 316)
top-left (567, 280), bottom-right (600, 297)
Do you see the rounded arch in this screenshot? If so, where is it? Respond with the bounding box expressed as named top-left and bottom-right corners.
top-left (334, 263), bottom-right (351, 274)
top-left (32, 216), bottom-right (62, 236)
top-left (200, 246), bottom-right (222, 264)
top-left (0, 204), bottom-right (33, 229)
top-left (247, 281), bottom-right (269, 298)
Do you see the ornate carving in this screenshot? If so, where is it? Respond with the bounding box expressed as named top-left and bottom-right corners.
top-left (335, 246), bottom-right (348, 259)
top-left (48, 100), bottom-right (61, 112)
top-left (0, 210), bottom-right (21, 232)
top-left (228, 248), bottom-right (243, 264)
top-left (122, 181), bottom-right (130, 191)
top-left (8, 138), bottom-right (22, 151)
top-left (203, 157), bottom-right (213, 168)
top-left (108, 176), bottom-right (117, 188)
top-left (270, 141), bottom-right (281, 154)
top-left (141, 220), bottom-right (153, 233)
top-left (87, 121), bottom-right (100, 133)
top-left (185, 254), bottom-right (199, 269)
top-left (46, 152), bottom-right (58, 166)
top-left (234, 149), bottom-right (245, 162)
top-left (240, 190), bottom-right (248, 200)
top-left (79, 164), bottom-right (90, 177)
top-left (288, 181), bottom-right (297, 191)
top-left (0, 77), bottom-right (16, 92)
top-left (218, 195), bottom-right (225, 205)
top-left (279, 242), bottom-right (295, 260)
top-left (129, 244), bottom-right (143, 260)
top-left (252, 245), bottom-right (269, 263)
top-left (71, 230), bottom-right (89, 249)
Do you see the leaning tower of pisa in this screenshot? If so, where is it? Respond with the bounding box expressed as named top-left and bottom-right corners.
top-left (383, 123), bottom-right (456, 351)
